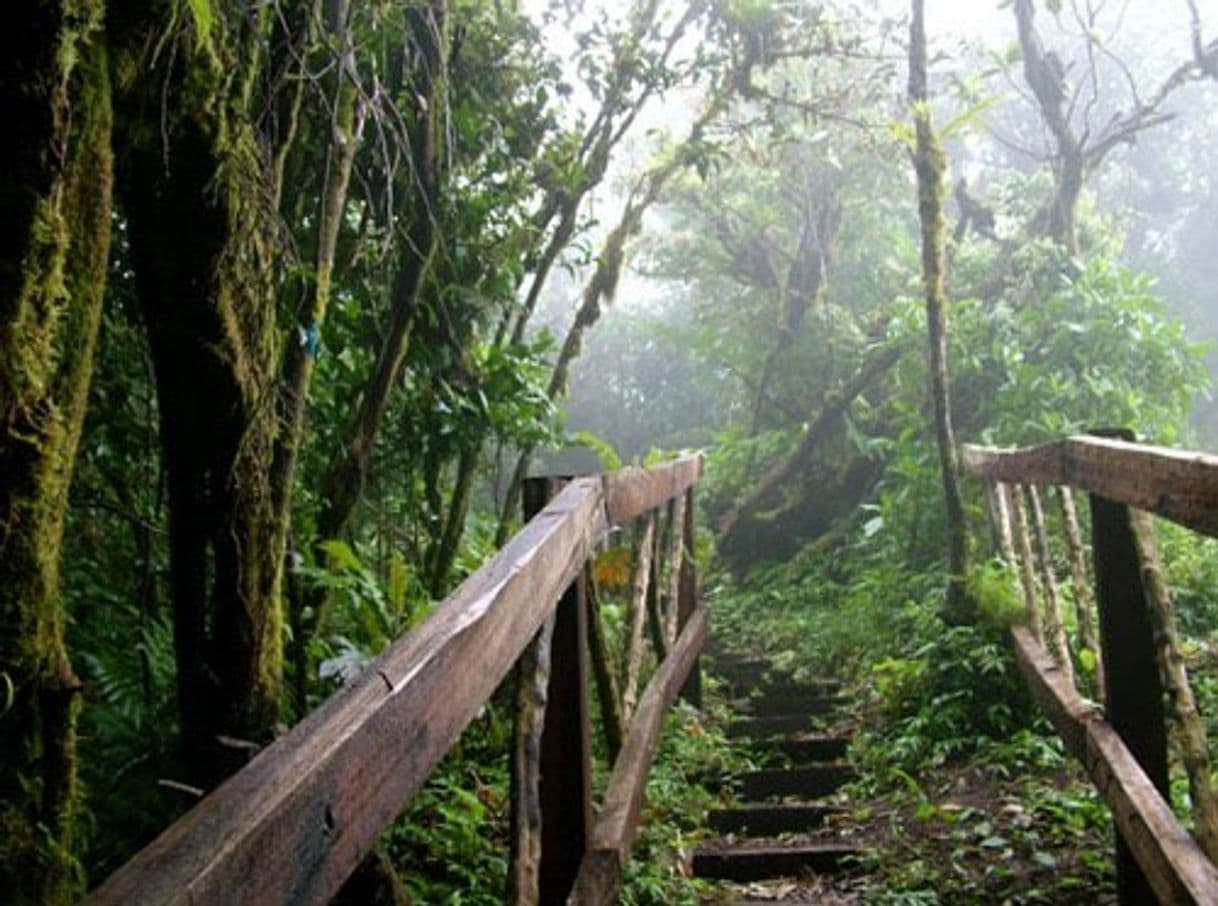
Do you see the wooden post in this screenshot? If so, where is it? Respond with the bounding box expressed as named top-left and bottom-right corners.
top-left (538, 482), bottom-right (593, 905)
top-left (1091, 491), bottom-right (1170, 905)
top-left (508, 607), bottom-right (556, 905)
top-left (677, 487), bottom-right (702, 707)
top-left (646, 515), bottom-right (667, 660)
top-left (662, 496), bottom-right (685, 647)
top-left (621, 513), bottom-right (655, 723)
top-left (510, 478), bottom-right (594, 906)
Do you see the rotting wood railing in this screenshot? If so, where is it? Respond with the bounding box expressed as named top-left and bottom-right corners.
top-left (86, 454), bottom-right (705, 906)
top-left (963, 433), bottom-right (1218, 904)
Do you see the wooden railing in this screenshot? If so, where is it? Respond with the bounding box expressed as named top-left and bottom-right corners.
top-left (963, 434), bottom-right (1218, 904)
top-left (86, 455), bottom-right (705, 906)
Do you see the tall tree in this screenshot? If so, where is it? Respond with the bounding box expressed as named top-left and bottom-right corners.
top-left (112, 2), bottom-right (288, 785)
top-left (0, 1), bottom-right (113, 900)
top-left (909, 0), bottom-right (971, 623)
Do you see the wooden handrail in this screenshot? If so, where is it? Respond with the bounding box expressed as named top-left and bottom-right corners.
top-left (962, 436), bottom-right (1218, 538)
top-left (1011, 625), bottom-right (1218, 903)
top-left (88, 454), bottom-right (702, 906)
top-left (964, 435), bottom-right (1218, 903)
top-left (568, 606), bottom-right (709, 905)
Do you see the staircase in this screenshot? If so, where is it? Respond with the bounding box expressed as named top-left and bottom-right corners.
top-left (693, 652), bottom-right (862, 896)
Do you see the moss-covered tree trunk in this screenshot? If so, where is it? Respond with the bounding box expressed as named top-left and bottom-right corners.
top-left (909, 0), bottom-right (972, 624)
top-left (112, 5), bottom-right (283, 786)
top-left (0, 2), bottom-right (113, 900)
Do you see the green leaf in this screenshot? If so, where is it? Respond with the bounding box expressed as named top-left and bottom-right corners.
top-left (319, 539), bottom-right (362, 572)
top-left (1078, 646), bottom-right (1097, 674)
top-left (186, 0), bottom-right (214, 44)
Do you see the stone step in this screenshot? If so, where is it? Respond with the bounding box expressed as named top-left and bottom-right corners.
top-left (736, 764), bottom-right (857, 800)
top-left (708, 802), bottom-right (842, 837)
top-left (727, 713), bottom-right (822, 739)
top-left (753, 734), bottom-right (850, 763)
top-left (690, 842), bottom-right (860, 882)
top-left (756, 680), bottom-right (842, 698)
top-left (733, 694), bottom-right (843, 717)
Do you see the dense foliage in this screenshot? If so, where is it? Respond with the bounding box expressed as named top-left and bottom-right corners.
top-left (3, 0), bottom-right (1218, 902)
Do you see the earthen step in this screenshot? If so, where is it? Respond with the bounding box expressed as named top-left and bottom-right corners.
top-left (691, 842), bottom-right (860, 882)
top-left (752, 734), bottom-right (850, 763)
top-left (737, 764), bottom-right (856, 800)
top-left (727, 714), bottom-right (821, 739)
top-left (734, 694), bottom-right (843, 717)
top-left (708, 802), bottom-right (842, 837)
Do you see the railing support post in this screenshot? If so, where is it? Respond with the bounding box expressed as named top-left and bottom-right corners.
top-left (677, 486), bottom-right (702, 707)
top-left (1091, 491), bottom-right (1170, 905)
top-left (516, 477), bottom-right (593, 906)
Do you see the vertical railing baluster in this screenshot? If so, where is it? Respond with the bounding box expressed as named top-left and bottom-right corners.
top-left (1058, 486), bottom-right (1104, 701)
top-left (1090, 492), bottom-right (1170, 906)
top-left (509, 477), bottom-right (592, 906)
top-left (677, 485), bottom-right (701, 707)
top-left (1027, 484), bottom-right (1074, 686)
top-left (1009, 484), bottom-right (1043, 640)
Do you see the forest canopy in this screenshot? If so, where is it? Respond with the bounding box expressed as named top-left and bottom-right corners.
top-left (1, 0), bottom-right (1216, 902)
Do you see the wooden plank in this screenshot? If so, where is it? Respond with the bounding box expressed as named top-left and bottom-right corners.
top-left (601, 454), bottom-right (702, 525)
top-left (1010, 625), bottom-right (1218, 904)
top-left (962, 437), bottom-right (1218, 538)
top-left (566, 606), bottom-right (708, 906)
top-left (87, 478), bottom-right (607, 906)
top-left (1092, 494), bottom-right (1170, 904)
top-left (539, 565), bottom-right (592, 905)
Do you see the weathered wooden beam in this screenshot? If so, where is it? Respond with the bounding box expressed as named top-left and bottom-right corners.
top-left (1027, 484), bottom-right (1074, 687)
top-left (1009, 483), bottom-right (1044, 640)
top-left (1058, 486), bottom-right (1104, 700)
top-left (1010, 625), bottom-right (1218, 904)
top-left (566, 606), bottom-right (708, 906)
top-left (87, 478), bottom-right (607, 906)
top-left (962, 438), bottom-right (1218, 538)
top-left (539, 562), bottom-right (592, 905)
top-left (508, 614), bottom-right (556, 905)
top-left (1092, 493), bottom-right (1170, 904)
top-left (601, 454), bottom-right (702, 525)
top-left (620, 512), bottom-right (655, 723)
top-left (662, 494), bottom-right (686, 647)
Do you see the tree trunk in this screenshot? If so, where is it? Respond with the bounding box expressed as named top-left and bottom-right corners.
top-left (114, 6), bottom-right (283, 786)
top-left (426, 443), bottom-right (480, 597)
top-left (909, 0), bottom-right (972, 623)
top-left (496, 86), bottom-right (734, 541)
top-left (305, 1), bottom-right (448, 654)
top-left (0, 3), bottom-right (112, 900)
top-left (275, 1), bottom-right (364, 713)
top-left (717, 341), bottom-right (902, 548)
